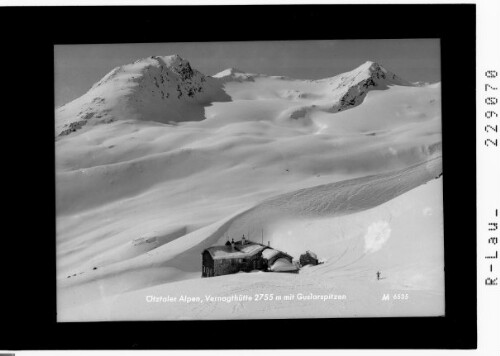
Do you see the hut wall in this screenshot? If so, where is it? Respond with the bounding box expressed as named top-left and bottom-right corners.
top-left (214, 258), bottom-right (241, 276)
top-left (241, 253), bottom-right (266, 272)
top-left (299, 254), bottom-right (318, 266)
top-left (202, 251), bottom-right (215, 277)
top-left (213, 253), bottom-right (268, 276)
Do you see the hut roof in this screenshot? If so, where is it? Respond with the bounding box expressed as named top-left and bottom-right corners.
top-left (261, 248), bottom-right (280, 260)
top-left (306, 251), bottom-right (318, 259)
top-left (205, 242), bottom-right (267, 260)
top-left (269, 258), bottom-right (299, 272)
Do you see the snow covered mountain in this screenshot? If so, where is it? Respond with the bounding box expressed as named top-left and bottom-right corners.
top-left (56, 55), bottom-right (230, 136)
top-left (212, 67), bottom-right (259, 82)
top-left (324, 60), bottom-right (413, 112)
top-left (55, 55), bottom-right (443, 321)
top-left (56, 56), bottom-right (417, 137)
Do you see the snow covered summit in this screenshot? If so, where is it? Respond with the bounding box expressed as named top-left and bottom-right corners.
top-left (212, 67), bottom-right (260, 82)
top-left (317, 60), bottom-right (414, 112)
top-left (56, 55), bottom-right (230, 136)
top-left (349, 60), bottom-right (412, 87)
top-left (212, 67), bottom-right (246, 78)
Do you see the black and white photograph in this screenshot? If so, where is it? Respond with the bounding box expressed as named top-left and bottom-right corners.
top-left (55, 39), bottom-right (445, 321)
top-left (0, 1), bottom-right (485, 352)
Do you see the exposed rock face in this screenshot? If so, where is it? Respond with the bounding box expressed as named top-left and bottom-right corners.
top-left (330, 61), bottom-right (413, 113)
top-left (129, 55), bottom-right (208, 103)
top-left (167, 55), bottom-right (195, 81)
top-left (59, 119), bottom-right (88, 136)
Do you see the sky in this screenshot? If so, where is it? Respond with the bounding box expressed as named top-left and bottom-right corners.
top-left (54, 39), bottom-right (440, 107)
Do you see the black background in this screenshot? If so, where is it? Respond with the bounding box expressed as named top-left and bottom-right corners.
top-left (0, 4), bottom-right (476, 350)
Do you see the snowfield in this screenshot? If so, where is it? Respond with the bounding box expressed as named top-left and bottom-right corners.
top-left (56, 55), bottom-right (443, 320)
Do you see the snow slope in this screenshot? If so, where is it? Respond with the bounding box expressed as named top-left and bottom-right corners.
top-left (55, 56), bottom-right (443, 320)
top-left (60, 159), bottom-right (443, 320)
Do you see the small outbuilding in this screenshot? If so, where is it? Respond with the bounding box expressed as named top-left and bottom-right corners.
top-left (299, 250), bottom-right (319, 266)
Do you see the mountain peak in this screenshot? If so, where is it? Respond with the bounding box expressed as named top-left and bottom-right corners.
top-left (213, 67), bottom-right (248, 78)
top-left (360, 60), bottom-right (377, 67)
top-left (150, 55), bottom-right (195, 80)
top-left (348, 60), bottom-right (411, 87)
top-left (327, 60), bottom-right (413, 113)
top-left (57, 54), bottom-right (233, 136)
top-left (356, 60), bottom-right (388, 74)
top-left (158, 54), bottom-right (188, 68)
top-left (90, 54), bottom-right (198, 92)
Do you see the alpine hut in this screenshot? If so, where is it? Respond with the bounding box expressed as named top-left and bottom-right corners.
top-left (202, 236), bottom-right (298, 277)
